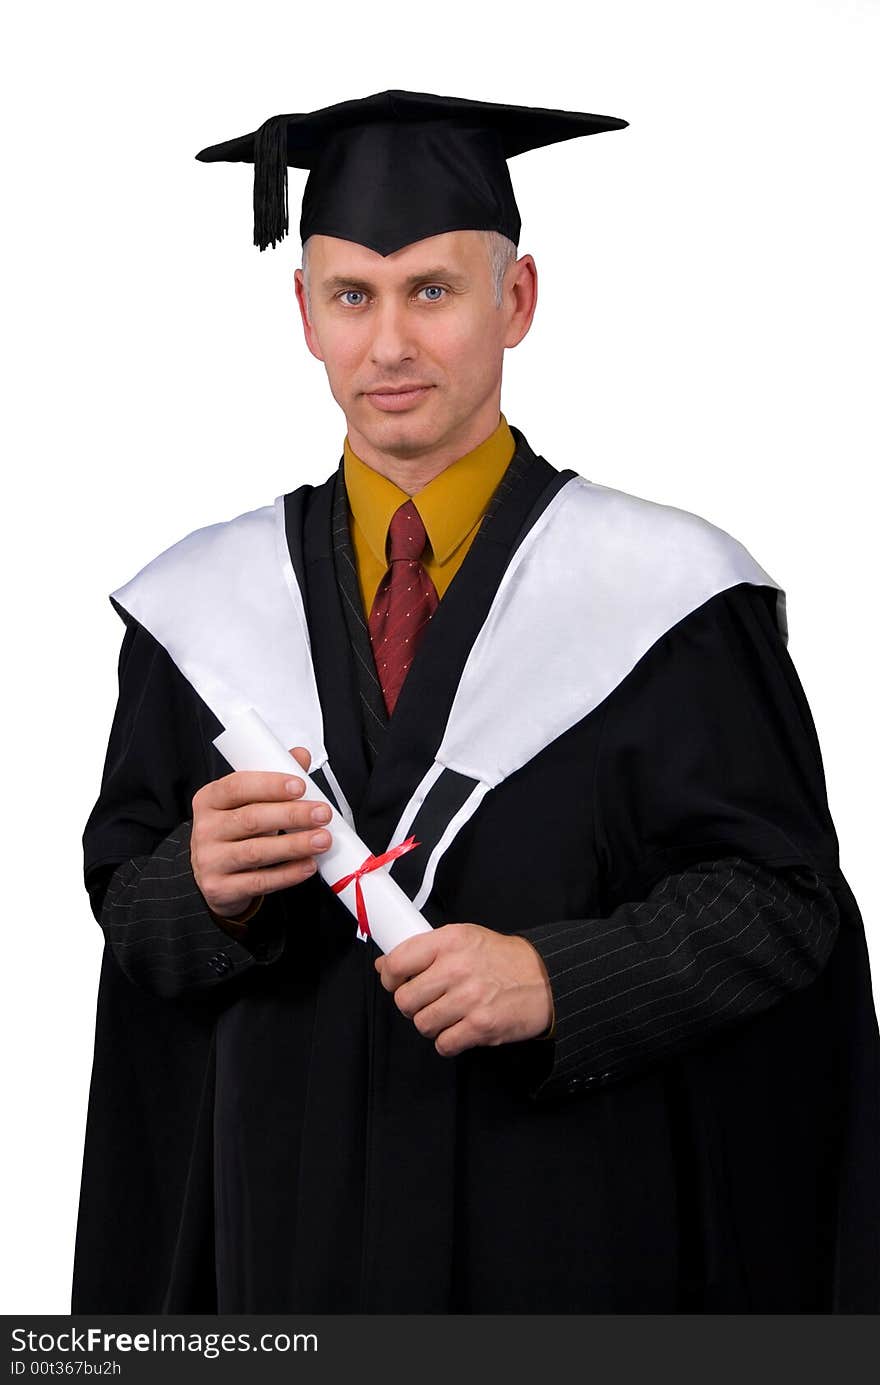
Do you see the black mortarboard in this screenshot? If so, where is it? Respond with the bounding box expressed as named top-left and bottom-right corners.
top-left (195, 89), bottom-right (628, 255)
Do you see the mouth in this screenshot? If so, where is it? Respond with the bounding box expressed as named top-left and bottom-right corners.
top-left (365, 385), bottom-right (434, 412)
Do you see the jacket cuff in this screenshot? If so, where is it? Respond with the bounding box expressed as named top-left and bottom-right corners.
top-left (516, 919), bottom-right (619, 1102)
top-left (208, 893), bottom-right (286, 968)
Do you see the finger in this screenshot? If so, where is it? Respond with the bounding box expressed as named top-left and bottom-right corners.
top-left (203, 768), bottom-right (309, 811)
top-left (216, 797), bottom-right (334, 842)
top-left (211, 855), bottom-right (321, 902)
top-left (408, 990), bottom-right (470, 1039)
top-left (391, 970), bottom-right (450, 1019)
top-left (433, 1016), bottom-right (484, 1058)
top-left (219, 825), bottom-right (332, 874)
top-left (378, 933), bottom-right (442, 991)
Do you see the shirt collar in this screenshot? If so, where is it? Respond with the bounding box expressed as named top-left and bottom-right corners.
top-left (342, 412), bottom-right (516, 566)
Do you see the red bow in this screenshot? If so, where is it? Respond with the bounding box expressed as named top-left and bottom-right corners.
top-left (330, 835), bottom-right (420, 939)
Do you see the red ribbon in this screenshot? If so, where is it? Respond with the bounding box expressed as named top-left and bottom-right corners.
top-left (329, 835), bottom-right (420, 939)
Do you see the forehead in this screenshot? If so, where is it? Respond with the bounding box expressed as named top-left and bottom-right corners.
top-left (307, 229), bottom-right (488, 283)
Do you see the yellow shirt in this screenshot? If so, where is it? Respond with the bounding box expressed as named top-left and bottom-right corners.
top-left (343, 412), bottom-right (516, 616)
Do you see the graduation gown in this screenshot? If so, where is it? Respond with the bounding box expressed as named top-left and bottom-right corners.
top-left (73, 425), bottom-right (880, 1313)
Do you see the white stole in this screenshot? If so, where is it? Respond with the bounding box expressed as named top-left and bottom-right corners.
top-left (111, 475), bottom-right (784, 910)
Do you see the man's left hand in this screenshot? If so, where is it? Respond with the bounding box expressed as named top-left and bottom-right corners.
top-left (374, 923), bottom-right (553, 1056)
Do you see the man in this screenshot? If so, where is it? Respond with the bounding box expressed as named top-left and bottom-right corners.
top-left (73, 89), bottom-right (880, 1313)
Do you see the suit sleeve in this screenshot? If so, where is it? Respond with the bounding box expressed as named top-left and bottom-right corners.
top-left (83, 608), bottom-right (288, 999)
top-left (95, 821), bottom-right (285, 1000)
top-left (518, 581), bottom-right (844, 1100)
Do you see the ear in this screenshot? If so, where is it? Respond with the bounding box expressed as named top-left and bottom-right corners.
top-left (294, 269), bottom-right (325, 363)
top-left (503, 253), bottom-right (538, 350)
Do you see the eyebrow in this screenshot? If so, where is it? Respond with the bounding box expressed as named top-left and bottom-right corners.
top-left (319, 266), bottom-right (469, 294)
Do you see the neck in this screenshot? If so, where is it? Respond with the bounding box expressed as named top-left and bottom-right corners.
top-left (345, 399), bottom-right (503, 494)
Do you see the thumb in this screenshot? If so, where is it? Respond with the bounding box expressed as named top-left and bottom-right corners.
top-left (287, 745), bottom-right (312, 772)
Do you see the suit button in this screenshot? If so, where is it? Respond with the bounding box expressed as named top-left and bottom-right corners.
top-left (208, 953), bottom-right (233, 975)
top-left (570, 1073), bottom-right (605, 1091)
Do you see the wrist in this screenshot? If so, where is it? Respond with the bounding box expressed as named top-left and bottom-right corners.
top-left (517, 935), bottom-right (556, 1039)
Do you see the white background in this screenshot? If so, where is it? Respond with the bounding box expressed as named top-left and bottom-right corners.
top-left (2, 0), bottom-right (877, 1314)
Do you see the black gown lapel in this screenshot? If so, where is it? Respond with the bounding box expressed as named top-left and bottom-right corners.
top-left (284, 474), bottom-right (372, 821)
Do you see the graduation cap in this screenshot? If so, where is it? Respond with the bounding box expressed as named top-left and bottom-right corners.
top-left (195, 88), bottom-right (628, 255)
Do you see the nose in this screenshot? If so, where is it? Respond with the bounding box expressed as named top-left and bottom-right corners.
top-left (368, 296), bottom-right (417, 370)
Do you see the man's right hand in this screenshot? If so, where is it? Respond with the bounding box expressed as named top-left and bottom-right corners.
top-left (190, 747), bottom-right (333, 920)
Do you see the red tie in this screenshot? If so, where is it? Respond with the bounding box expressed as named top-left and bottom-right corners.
top-left (368, 499), bottom-right (440, 716)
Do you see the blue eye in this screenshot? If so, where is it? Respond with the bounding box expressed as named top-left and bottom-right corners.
top-left (341, 290), bottom-right (365, 306)
top-left (420, 285), bottom-right (446, 301)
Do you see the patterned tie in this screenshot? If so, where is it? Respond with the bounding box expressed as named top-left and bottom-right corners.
top-left (368, 499), bottom-right (440, 716)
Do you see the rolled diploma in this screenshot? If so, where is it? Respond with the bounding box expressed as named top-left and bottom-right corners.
top-left (213, 707), bottom-right (433, 954)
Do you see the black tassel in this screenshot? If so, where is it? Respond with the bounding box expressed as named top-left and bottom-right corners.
top-left (253, 115), bottom-right (290, 251)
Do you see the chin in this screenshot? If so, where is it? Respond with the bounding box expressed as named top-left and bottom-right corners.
top-left (372, 428), bottom-right (432, 459)
top-left (359, 409), bottom-right (441, 457)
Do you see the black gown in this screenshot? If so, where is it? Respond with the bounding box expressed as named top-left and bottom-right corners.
top-left (73, 426), bottom-right (880, 1313)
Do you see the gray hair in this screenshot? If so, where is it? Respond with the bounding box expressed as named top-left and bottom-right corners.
top-left (300, 229), bottom-right (517, 315)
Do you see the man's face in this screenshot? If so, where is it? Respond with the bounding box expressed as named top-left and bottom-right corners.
top-left (294, 230), bottom-right (529, 462)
